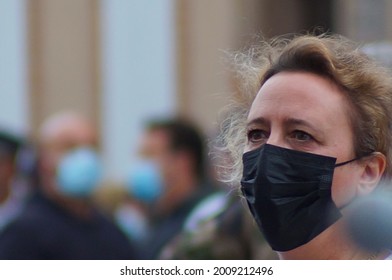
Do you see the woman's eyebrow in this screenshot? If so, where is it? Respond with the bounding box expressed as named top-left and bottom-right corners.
top-left (284, 118), bottom-right (323, 134)
top-left (246, 117), bottom-right (269, 128)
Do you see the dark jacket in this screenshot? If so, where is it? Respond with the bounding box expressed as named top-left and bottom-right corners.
top-left (0, 191), bottom-right (138, 260)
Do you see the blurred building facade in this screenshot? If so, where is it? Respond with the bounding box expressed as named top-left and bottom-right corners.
top-left (1, 0), bottom-right (391, 183)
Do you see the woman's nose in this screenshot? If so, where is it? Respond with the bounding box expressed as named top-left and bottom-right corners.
top-left (266, 131), bottom-right (290, 149)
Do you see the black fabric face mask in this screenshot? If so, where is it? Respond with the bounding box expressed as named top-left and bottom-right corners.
top-left (240, 144), bottom-right (359, 252)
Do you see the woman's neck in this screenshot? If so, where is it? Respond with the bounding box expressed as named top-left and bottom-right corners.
top-left (277, 220), bottom-right (387, 260)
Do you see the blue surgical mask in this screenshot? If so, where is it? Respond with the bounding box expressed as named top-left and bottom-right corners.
top-left (126, 159), bottom-right (163, 203)
top-left (56, 147), bottom-right (102, 197)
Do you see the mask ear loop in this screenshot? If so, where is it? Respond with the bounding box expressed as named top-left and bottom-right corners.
top-left (334, 151), bottom-right (376, 167)
top-left (335, 152), bottom-right (376, 211)
top-left (335, 157), bottom-right (361, 167)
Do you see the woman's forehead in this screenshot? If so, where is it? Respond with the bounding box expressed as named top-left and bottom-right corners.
top-left (248, 72), bottom-right (349, 123)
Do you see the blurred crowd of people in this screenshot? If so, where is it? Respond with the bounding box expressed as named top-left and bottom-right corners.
top-left (1, 31), bottom-right (392, 261)
top-left (0, 110), bottom-right (276, 260)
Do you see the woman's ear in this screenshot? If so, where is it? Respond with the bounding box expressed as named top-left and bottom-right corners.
top-left (357, 152), bottom-right (386, 196)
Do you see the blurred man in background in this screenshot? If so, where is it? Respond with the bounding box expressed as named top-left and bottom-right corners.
top-left (155, 123), bottom-right (277, 260)
top-left (127, 117), bottom-right (218, 259)
top-left (0, 111), bottom-right (137, 259)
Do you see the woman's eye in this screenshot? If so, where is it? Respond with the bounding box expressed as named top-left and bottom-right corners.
top-left (292, 130), bottom-right (313, 142)
top-left (247, 129), bottom-right (268, 143)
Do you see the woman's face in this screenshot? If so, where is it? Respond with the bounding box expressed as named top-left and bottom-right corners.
top-left (246, 71), bottom-right (362, 208)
